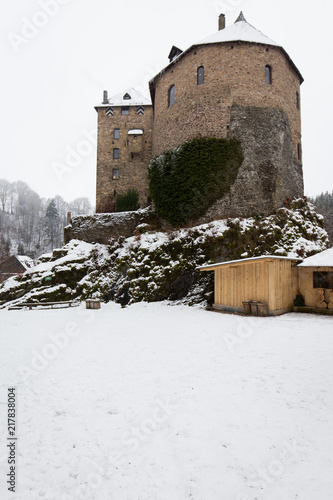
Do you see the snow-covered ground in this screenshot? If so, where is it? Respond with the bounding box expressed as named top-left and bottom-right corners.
top-left (0, 302), bottom-right (332, 500)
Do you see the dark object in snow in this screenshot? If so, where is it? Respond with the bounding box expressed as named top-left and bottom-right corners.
top-left (294, 293), bottom-right (305, 307)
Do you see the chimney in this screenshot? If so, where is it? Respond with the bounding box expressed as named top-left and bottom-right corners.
top-left (102, 90), bottom-right (108, 104)
top-left (218, 13), bottom-right (225, 30)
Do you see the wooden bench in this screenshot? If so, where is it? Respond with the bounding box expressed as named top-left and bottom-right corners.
top-left (8, 301), bottom-right (79, 310)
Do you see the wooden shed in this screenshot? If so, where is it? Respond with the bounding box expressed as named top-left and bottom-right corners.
top-left (199, 256), bottom-right (301, 316)
top-left (297, 248), bottom-right (333, 311)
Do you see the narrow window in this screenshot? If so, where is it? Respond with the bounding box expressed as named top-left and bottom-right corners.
top-left (265, 65), bottom-right (272, 85)
top-left (197, 66), bottom-right (204, 85)
top-left (168, 85), bottom-right (175, 107)
top-left (112, 169), bottom-right (119, 180)
top-left (113, 148), bottom-right (120, 159)
top-left (296, 91), bottom-right (300, 110)
top-left (114, 129), bottom-right (120, 139)
top-left (297, 143), bottom-right (302, 161)
top-left (121, 106), bottom-right (129, 115)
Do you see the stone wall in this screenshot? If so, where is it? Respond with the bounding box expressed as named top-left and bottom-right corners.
top-left (64, 208), bottom-right (160, 245)
top-left (150, 42), bottom-right (302, 164)
top-left (196, 105), bottom-right (304, 222)
top-left (95, 105), bottom-right (153, 213)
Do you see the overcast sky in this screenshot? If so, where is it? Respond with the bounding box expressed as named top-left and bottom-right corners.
top-left (1, 0), bottom-right (332, 207)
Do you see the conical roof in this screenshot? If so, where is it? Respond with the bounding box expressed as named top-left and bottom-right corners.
top-left (197, 12), bottom-right (278, 47)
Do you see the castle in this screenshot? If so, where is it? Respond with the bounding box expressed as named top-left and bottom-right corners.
top-left (95, 12), bottom-right (304, 221)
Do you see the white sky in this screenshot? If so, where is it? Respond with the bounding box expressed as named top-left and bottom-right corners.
top-left (0, 0), bottom-right (332, 207)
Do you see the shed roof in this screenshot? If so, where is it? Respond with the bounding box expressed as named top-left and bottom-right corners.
top-left (199, 255), bottom-right (302, 271)
top-left (298, 248), bottom-right (333, 267)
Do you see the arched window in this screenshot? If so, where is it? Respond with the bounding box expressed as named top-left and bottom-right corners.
top-left (265, 65), bottom-right (272, 85)
top-left (168, 85), bottom-right (175, 107)
top-left (197, 66), bottom-right (204, 85)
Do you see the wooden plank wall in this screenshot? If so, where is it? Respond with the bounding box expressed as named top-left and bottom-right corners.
top-left (214, 259), bottom-right (298, 311)
top-left (298, 267), bottom-right (333, 307)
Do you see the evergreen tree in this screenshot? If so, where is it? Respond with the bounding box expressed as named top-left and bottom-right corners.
top-left (45, 199), bottom-right (59, 251)
top-left (0, 234), bottom-right (10, 263)
top-left (310, 191), bottom-right (333, 244)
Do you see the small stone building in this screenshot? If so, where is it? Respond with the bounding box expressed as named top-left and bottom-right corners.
top-left (199, 256), bottom-right (301, 315)
top-left (0, 255), bottom-right (34, 284)
top-left (95, 12), bottom-right (304, 220)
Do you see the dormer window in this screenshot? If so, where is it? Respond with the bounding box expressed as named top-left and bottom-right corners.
top-left (197, 66), bottom-right (204, 85)
top-left (265, 65), bottom-right (272, 85)
top-left (123, 93), bottom-right (131, 100)
top-left (168, 85), bottom-right (175, 107)
top-left (168, 46), bottom-right (183, 63)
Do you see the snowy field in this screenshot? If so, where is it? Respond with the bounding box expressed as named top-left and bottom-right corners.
top-left (0, 302), bottom-right (333, 500)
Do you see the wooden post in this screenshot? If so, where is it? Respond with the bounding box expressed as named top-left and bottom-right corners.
top-left (85, 299), bottom-right (101, 310)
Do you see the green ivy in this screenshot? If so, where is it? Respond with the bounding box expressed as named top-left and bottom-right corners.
top-left (148, 137), bottom-right (243, 225)
top-left (116, 189), bottom-right (140, 212)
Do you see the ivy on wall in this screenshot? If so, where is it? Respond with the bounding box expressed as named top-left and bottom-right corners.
top-left (148, 137), bottom-right (243, 225)
top-left (116, 189), bottom-right (140, 213)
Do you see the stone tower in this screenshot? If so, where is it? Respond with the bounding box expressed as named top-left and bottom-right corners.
top-left (95, 88), bottom-right (153, 213)
top-left (149, 12), bottom-right (304, 220)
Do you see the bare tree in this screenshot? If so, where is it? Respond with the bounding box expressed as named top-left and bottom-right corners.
top-left (68, 197), bottom-right (93, 215)
top-left (0, 179), bottom-right (11, 212)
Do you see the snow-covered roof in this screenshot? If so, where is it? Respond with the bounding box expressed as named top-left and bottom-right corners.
top-left (16, 255), bottom-right (34, 270)
top-left (197, 12), bottom-right (278, 47)
top-left (128, 129), bottom-right (144, 135)
top-left (298, 248), bottom-right (333, 267)
top-left (150, 12), bottom-right (303, 87)
top-left (96, 88), bottom-right (152, 107)
top-left (199, 255), bottom-right (302, 271)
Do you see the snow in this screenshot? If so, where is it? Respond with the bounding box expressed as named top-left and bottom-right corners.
top-left (199, 254), bottom-right (302, 270)
top-left (298, 247), bottom-right (333, 267)
top-left (197, 17), bottom-right (279, 48)
top-left (16, 255), bottom-right (34, 270)
top-left (127, 129), bottom-right (144, 135)
top-left (0, 302), bottom-right (332, 500)
top-left (96, 88), bottom-right (151, 107)
top-left (27, 240), bottom-right (95, 275)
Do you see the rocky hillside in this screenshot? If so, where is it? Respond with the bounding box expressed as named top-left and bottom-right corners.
top-left (0, 199), bottom-right (329, 309)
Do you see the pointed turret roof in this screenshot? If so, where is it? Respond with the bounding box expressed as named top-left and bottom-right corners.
top-left (235, 11), bottom-right (247, 23)
top-left (197, 12), bottom-right (278, 47)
